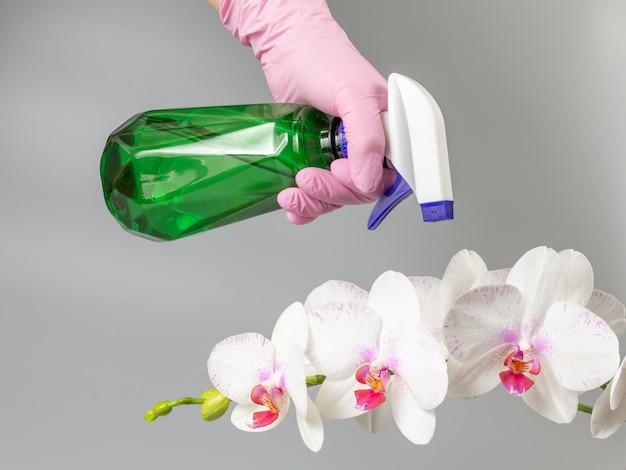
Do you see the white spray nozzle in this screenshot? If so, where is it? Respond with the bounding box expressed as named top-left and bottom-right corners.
top-left (366, 73), bottom-right (454, 228)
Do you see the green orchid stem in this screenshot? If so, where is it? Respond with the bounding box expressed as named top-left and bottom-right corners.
top-left (144, 397), bottom-right (205, 422)
top-left (170, 397), bottom-right (206, 407)
top-left (306, 375), bottom-right (326, 387)
top-left (578, 403), bottom-right (594, 415)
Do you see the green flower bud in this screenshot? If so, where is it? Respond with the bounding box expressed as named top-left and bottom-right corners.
top-left (144, 410), bottom-right (158, 422)
top-left (144, 401), bottom-right (173, 422)
top-left (152, 400), bottom-right (173, 416)
top-left (200, 389), bottom-right (231, 422)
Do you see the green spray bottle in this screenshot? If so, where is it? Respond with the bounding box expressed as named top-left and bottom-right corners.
top-left (100, 74), bottom-right (454, 241)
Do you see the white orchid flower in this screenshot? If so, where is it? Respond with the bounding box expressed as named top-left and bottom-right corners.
top-left (304, 271), bottom-right (448, 444)
top-left (207, 302), bottom-right (324, 452)
top-left (444, 246), bottom-right (620, 423)
top-left (409, 249), bottom-right (509, 359)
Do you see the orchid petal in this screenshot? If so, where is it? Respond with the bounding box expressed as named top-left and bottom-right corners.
top-left (296, 396), bottom-right (324, 452)
top-left (609, 357), bottom-right (626, 410)
top-left (537, 302), bottom-right (619, 391)
top-left (506, 246), bottom-right (568, 336)
top-left (303, 357), bottom-right (318, 376)
top-left (592, 381), bottom-right (626, 438)
top-left (230, 400), bottom-right (290, 432)
top-left (306, 302), bottom-right (381, 378)
top-left (315, 374), bottom-right (366, 420)
top-left (446, 347), bottom-right (509, 398)
top-left (280, 343), bottom-right (308, 418)
top-left (558, 249), bottom-right (594, 305)
top-left (270, 303), bottom-right (309, 418)
top-left (499, 369), bottom-right (535, 395)
top-left (369, 271), bottom-right (420, 333)
top-left (355, 401), bottom-right (391, 434)
top-left (441, 249), bottom-right (488, 308)
top-left (304, 279), bottom-right (368, 308)
top-left (385, 325), bottom-right (447, 410)
top-left (271, 301), bottom-right (308, 354)
top-left (586, 289), bottom-right (626, 338)
top-left (207, 333), bottom-right (275, 403)
top-left (388, 377), bottom-right (437, 445)
top-left (476, 268), bottom-right (510, 286)
top-left (355, 388), bottom-right (387, 411)
top-left (521, 361), bottom-right (578, 423)
top-left (409, 276), bottom-right (443, 333)
top-left (444, 284), bottom-right (523, 363)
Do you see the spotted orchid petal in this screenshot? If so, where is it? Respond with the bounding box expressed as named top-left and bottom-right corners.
top-left (304, 279), bottom-right (368, 308)
top-left (296, 396), bottom-right (324, 452)
top-left (506, 246), bottom-right (568, 337)
top-left (207, 333), bottom-right (275, 403)
top-left (444, 284), bottom-right (524, 363)
top-left (535, 301), bottom-right (619, 391)
top-left (476, 268), bottom-right (510, 286)
top-left (306, 301), bottom-right (381, 378)
top-left (520, 360), bottom-right (579, 423)
top-left (558, 249), bottom-right (594, 306)
top-left (409, 251), bottom-right (496, 360)
top-left (586, 289), bottom-right (626, 338)
top-left (388, 377), bottom-right (437, 445)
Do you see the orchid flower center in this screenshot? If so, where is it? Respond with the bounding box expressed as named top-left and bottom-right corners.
top-left (248, 384), bottom-right (285, 429)
top-left (354, 364), bottom-right (391, 411)
top-left (499, 346), bottom-right (541, 396)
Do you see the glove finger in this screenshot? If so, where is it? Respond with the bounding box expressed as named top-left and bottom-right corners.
top-left (336, 88), bottom-right (387, 194)
top-left (285, 212), bottom-right (317, 225)
top-left (277, 187), bottom-right (342, 218)
top-left (329, 159), bottom-right (397, 198)
top-left (294, 167), bottom-right (376, 205)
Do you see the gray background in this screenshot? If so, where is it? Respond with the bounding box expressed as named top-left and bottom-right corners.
top-left (2, 0), bottom-right (626, 468)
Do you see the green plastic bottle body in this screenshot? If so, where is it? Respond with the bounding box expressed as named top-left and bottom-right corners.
top-left (100, 104), bottom-right (338, 241)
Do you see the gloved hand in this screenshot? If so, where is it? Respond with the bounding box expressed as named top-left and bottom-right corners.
top-left (218, 0), bottom-right (393, 223)
top-left (277, 160), bottom-right (396, 224)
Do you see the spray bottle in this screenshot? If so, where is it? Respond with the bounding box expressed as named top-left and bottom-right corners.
top-left (100, 74), bottom-right (453, 241)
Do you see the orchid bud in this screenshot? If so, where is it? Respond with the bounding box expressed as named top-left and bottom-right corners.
top-left (200, 389), bottom-right (230, 422)
top-left (144, 401), bottom-right (172, 422)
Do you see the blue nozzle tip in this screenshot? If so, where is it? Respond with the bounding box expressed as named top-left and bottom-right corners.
top-left (420, 201), bottom-right (454, 222)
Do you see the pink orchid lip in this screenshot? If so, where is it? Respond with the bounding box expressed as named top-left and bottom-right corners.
top-left (354, 364), bottom-right (391, 411)
top-left (355, 388), bottom-right (387, 411)
top-left (499, 346), bottom-right (541, 396)
top-left (249, 384), bottom-right (284, 429)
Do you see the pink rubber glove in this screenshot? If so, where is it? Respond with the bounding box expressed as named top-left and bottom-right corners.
top-left (219, 0), bottom-right (393, 224)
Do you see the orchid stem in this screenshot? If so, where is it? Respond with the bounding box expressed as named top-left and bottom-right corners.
top-left (144, 397), bottom-right (205, 422)
top-left (170, 397), bottom-right (206, 407)
top-left (306, 375), bottom-right (326, 387)
top-left (578, 402), bottom-right (593, 415)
